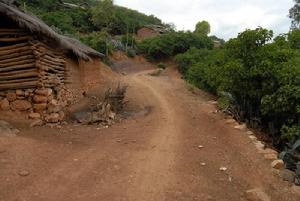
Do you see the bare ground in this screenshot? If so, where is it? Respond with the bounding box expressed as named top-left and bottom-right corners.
top-left (0, 57), bottom-right (300, 201)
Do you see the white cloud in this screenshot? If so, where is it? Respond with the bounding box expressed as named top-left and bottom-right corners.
top-left (114, 0), bottom-right (294, 40)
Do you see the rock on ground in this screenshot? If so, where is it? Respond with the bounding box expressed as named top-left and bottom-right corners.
top-left (271, 160), bottom-right (284, 170)
top-left (0, 120), bottom-right (19, 137)
top-left (245, 188), bottom-right (271, 201)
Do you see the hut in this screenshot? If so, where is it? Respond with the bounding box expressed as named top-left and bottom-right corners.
top-left (0, 1), bottom-right (104, 122)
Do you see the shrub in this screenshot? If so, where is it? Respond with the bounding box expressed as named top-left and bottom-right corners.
top-left (157, 63), bottom-right (166, 69)
top-left (176, 28), bottom-right (300, 145)
top-left (126, 48), bottom-right (136, 58)
top-left (138, 31), bottom-right (213, 60)
top-left (79, 31), bottom-right (112, 55)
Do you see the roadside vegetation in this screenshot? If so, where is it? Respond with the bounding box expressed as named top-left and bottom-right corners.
top-left (176, 28), bottom-right (300, 146)
top-left (138, 1), bottom-right (300, 148)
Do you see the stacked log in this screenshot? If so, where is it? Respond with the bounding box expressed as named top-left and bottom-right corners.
top-left (0, 29), bottom-right (68, 122)
top-left (0, 40), bottom-right (37, 90)
top-left (32, 40), bottom-right (67, 88)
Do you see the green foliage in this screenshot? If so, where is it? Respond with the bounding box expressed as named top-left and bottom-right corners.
top-left (157, 63), bottom-right (166, 69)
top-left (281, 125), bottom-right (300, 142)
top-left (176, 28), bottom-right (300, 144)
top-left (79, 31), bottom-right (112, 55)
top-left (16, 0), bottom-right (163, 36)
top-left (290, 0), bottom-right (300, 29)
top-left (126, 48), bottom-right (136, 58)
top-left (138, 32), bottom-right (213, 60)
top-left (121, 34), bottom-right (136, 48)
top-left (288, 29), bottom-right (300, 49)
top-left (194, 20), bottom-right (211, 36)
top-left (91, 0), bottom-right (114, 28)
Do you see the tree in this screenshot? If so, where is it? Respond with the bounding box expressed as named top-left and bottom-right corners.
top-left (289, 0), bottom-right (300, 29)
top-left (194, 21), bottom-right (211, 36)
top-left (91, 0), bottom-right (115, 29)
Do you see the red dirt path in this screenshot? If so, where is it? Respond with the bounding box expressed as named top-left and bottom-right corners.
top-left (0, 56), bottom-right (299, 201)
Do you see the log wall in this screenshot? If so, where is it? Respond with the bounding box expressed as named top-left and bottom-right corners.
top-left (0, 28), bottom-right (70, 122)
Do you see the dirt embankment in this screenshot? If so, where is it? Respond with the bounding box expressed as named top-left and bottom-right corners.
top-left (0, 56), bottom-right (299, 201)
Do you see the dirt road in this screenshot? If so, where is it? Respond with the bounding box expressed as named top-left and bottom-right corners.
top-left (0, 58), bottom-right (300, 201)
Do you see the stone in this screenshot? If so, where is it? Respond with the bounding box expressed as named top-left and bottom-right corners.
top-left (47, 104), bottom-right (61, 113)
top-left (0, 120), bottom-right (19, 137)
top-left (30, 120), bottom-right (44, 127)
top-left (281, 169), bottom-right (296, 183)
top-left (10, 100), bottom-right (32, 111)
top-left (264, 153), bottom-right (278, 160)
top-left (28, 113), bottom-right (41, 119)
top-left (249, 135), bottom-right (257, 141)
top-left (58, 111), bottom-right (65, 120)
top-left (220, 167), bottom-right (227, 171)
top-left (35, 88), bottom-right (52, 96)
top-left (208, 101), bottom-right (218, 105)
top-left (234, 124), bottom-right (247, 131)
top-left (255, 141), bottom-right (265, 150)
top-left (33, 95), bottom-right (48, 103)
top-left (245, 188), bottom-right (270, 201)
top-left (271, 160), bottom-right (284, 170)
top-left (15, 90), bottom-right (25, 97)
top-left (33, 103), bottom-right (47, 111)
top-left (45, 113), bottom-right (60, 123)
top-left (246, 131), bottom-right (254, 135)
top-left (258, 148), bottom-right (278, 155)
top-left (6, 92), bottom-right (16, 102)
top-left (0, 98), bottom-right (10, 111)
top-left (225, 119), bottom-right (236, 124)
top-left (18, 170), bottom-right (30, 177)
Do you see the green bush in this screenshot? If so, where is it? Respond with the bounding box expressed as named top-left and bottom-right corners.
top-left (176, 28), bottom-right (300, 144)
top-left (157, 63), bottom-right (166, 69)
top-left (79, 31), bottom-right (112, 55)
top-left (126, 48), bottom-right (136, 58)
top-left (138, 32), bottom-right (213, 60)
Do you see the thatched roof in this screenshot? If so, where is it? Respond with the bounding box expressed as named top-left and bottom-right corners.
top-left (0, 1), bottom-right (104, 60)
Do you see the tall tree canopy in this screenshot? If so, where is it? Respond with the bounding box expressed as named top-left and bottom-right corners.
top-left (194, 21), bottom-right (211, 36)
top-left (290, 0), bottom-right (300, 29)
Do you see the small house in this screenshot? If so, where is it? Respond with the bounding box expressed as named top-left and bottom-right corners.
top-left (0, 1), bottom-right (105, 122)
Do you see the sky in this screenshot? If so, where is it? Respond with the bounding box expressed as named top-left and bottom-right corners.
top-left (114, 0), bottom-right (295, 40)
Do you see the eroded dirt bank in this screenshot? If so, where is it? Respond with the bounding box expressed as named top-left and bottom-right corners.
top-left (0, 57), bottom-right (299, 201)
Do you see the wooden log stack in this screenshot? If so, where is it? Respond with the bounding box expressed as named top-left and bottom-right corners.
top-left (0, 28), bottom-right (69, 121)
top-left (0, 29), bottom-right (37, 90)
top-left (0, 28), bottom-right (67, 91)
top-left (32, 40), bottom-right (67, 88)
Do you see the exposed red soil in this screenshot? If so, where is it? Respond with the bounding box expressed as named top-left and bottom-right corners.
top-left (0, 55), bottom-right (299, 201)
